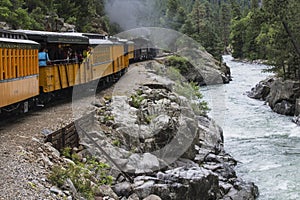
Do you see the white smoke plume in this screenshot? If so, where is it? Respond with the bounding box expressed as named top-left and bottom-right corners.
top-left (104, 0), bottom-right (160, 30)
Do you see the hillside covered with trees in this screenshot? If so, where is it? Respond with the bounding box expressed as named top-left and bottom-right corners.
top-left (0, 0), bottom-right (120, 34)
top-left (107, 0), bottom-right (300, 81)
top-left (230, 0), bottom-right (300, 81)
top-left (1, 0), bottom-right (299, 80)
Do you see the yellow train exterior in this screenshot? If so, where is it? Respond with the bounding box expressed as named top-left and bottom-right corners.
top-left (0, 29), bottom-right (130, 112)
top-left (17, 30), bottom-right (128, 93)
top-left (0, 30), bottom-right (39, 110)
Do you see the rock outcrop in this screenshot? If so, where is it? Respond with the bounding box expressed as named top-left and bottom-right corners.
top-left (178, 48), bottom-right (231, 85)
top-left (162, 54), bottom-right (231, 86)
top-left (77, 60), bottom-right (258, 199)
top-left (248, 77), bottom-right (300, 117)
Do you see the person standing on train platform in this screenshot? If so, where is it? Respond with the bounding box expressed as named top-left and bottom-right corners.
top-left (38, 48), bottom-right (50, 66)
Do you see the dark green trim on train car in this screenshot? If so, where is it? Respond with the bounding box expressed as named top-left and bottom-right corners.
top-left (25, 34), bottom-right (88, 44)
top-left (0, 41), bottom-right (39, 49)
top-left (47, 35), bottom-right (88, 44)
top-left (0, 74), bottom-right (39, 83)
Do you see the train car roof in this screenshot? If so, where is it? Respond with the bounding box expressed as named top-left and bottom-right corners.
top-left (1, 29), bottom-right (27, 39)
top-left (0, 29), bottom-right (39, 45)
top-left (63, 32), bottom-right (114, 45)
top-left (64, 32), bottom-right (106, 39)
top-left (0, 37), bottom-right (39, 45)
top-left (90, 39), bottom-right (114, 45)
top-left (63, 32), bottom-right (106, 39)
top-left (118, 39), bottom-right (134, 44)
top-left (14, 30), bottom-right (89, 44)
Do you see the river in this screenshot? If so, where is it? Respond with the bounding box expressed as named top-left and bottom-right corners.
top-left (201, 55), bottom-right (300, 200)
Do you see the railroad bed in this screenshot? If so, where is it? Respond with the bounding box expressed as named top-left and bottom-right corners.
top-left (0, 85), bottom-right (113, 199)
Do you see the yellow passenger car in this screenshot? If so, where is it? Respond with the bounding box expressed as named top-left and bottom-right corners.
top-left (13, 30), bottom-right (129, 96)
top-left (15, 30), bottom-right (90, 93)
top-left (0, 30), bottom-right (39, 111)
top-left (89, 40), bottom-right (114, 81)
top-left (118, 39), bottom-right (134, 68)
top-left (112, 42), bottom-right (126, 74)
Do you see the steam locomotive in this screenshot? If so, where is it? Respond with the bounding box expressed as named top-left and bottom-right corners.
top-left (0, 29), bottom-right (157, 114)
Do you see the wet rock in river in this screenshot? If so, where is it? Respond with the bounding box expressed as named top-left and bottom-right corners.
top-left (133, 166), bottom-right (219, 200)
top-left (248, 77), bottom-right (300, 117)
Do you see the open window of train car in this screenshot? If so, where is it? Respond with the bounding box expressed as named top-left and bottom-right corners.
top-left (0, 29), bottom-right (39, 111)
top-left (14, 30), bottom-right (89, 65)
top-left (65, 32), bottom-right (117, 82)
top-left (14, 30), bottom-right (90, 92)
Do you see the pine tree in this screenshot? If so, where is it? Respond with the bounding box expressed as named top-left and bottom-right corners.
top-left (257, 0), bottom-right (300, 79)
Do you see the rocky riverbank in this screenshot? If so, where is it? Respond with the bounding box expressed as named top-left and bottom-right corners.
top-left (1, 57), bottom-right (256, 199)
top-left (62, 60), bottom-right (258, 199)
top-left (247, 77), bottom-right (300, 125)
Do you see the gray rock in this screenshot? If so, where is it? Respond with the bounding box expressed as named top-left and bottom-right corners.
top-left (292, 115), bottom-right (300, 126)
top-left (149, 114), bottom-right (171, 133)
top-left (133, 166), bottom-right (219, 200)
top-left (125, 153), bottom-right (160, 174)
top-left (219, 181), bottom-right (233, 195)
top-left (273, 100), bottom-right (295, 116)
top-left (197, 115), bottom-right (224, 153)
top-left (295, 98), bottom-right (300, 116)
top-left (143, 194), bottom-right (162, 200)
top-left (44, 142), bottom-right (60, 158)
top-left (63, 158), bottom-right (75, 165)
top-left (267, 79), bottom-right (300, 108)
top-left (50, 186), bottom-right (64, 196)
top-left (247, 78), bottom-right (273, 100)
top-left (222, 181), bottom-right (259, 200)
top-left (247, 77), bottom-right (300, 116)
top-left (263, 78), bottom-right (300, 115)
top-left (41, 154), bottom-right (53, 166)
top-left (134, 181), bottom-right (155, 198)
top-left (128, 193), bottom-right (140, 200)
top-left (97, 185), bottom-right (120, 199)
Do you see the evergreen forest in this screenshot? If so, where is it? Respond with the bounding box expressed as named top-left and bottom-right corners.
top-left (0, 0), bottom-right (120, 34)
top-left (0, 0), bottom-right (299, 80)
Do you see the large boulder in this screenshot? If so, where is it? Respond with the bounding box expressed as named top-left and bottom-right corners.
top-left (247, 77), bottom-right (274, 100)
top-left (178, 48), bottom-right (231, 85)
top-left (133, 167), bottom-right (219, 200)
top-left (266, 78), bottom-right (300, 115)
top-left (249, 77), bottom-right (300, 116)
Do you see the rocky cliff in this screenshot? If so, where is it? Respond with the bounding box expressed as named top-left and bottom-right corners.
top-left (162, 53), bottom-right (231, 86)
top-left (247, 77), bottom-right (300, 124)
top-left (75, 60), bottom-right (258, 199)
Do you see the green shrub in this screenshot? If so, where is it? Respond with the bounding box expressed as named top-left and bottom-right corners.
top-left (104, 115), bottom-right (115, 122)
top-left (145, 114), bottom-right (158, 124)
top-left (48, 154), bottom-right (113, 200)
top-left (130, 94), bottom-right (145, 108)
top-left (165, 55), bottom-right (191, 75)
top-left (166, 67), bottom-right (184, 81)
top-left (174, 81), bottom-right (210, 116)
top-left (62, 147), bottom-right (72, 158)
top-left (112, 139), bottom-right (121, 147)
top-left (104, 95), bottom-right (112, 101)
